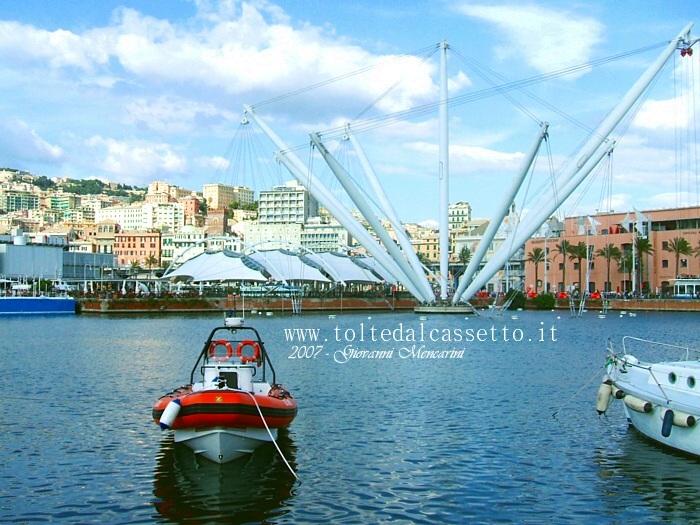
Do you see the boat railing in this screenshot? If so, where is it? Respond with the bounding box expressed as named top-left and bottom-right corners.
top-left (190, 325), bottom-right (277, 385)
top-left (621, 336), bottom-right (695, 361)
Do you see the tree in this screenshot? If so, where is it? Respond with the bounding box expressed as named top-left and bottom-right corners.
top-left (595, 244), bottom-right (622, 292)
top-left (568, 241), bottom-right (588, 294)
top-left (664, 236), bottom-right (693, 278)
top-left (130, 261), bottom-right (142, 278)
top-left (416, 252), bottom-right (431, 266)
top-left (618, 250), bottom-right (633, 294)
top-left (635, 237), bottom-right (654, 293)
top-left (526, 247), bottom-right (545, 292)
top-left (554, 240), bottom-right (572, 292)
top-left (458, 245), bottom-right (472, 265)
top-left (144, 255), bottom-right (159, 278)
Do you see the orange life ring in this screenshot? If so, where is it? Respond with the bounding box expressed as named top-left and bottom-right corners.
top-left (209, 340), bottom-right (234, 362)
top-left (237, 340), bottom-right (261, 363)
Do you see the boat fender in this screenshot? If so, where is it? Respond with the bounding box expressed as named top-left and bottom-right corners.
top-left (660, 409), bottom-right (696, 428)
top-left (612, 387), bottom-right (625, 399)
top-left (237, 340), bottom-right (261, 364)
top-left (662, 409), bottom-right (674, 437)
top-left (159, 398), bottom-right (181, 430)
top-left (596, 382), bottom-right (613, 415)
top-left (209, 340), bottom-right (234, 362)
top-left (623, 395), bottom-right (652, 414)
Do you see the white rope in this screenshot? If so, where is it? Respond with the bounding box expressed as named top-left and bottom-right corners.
top-left (243, 390), bottom-right (298, 480)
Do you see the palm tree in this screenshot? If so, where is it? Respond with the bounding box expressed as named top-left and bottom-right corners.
top-left (618, 250), bottom-right (633, 294)
top-left (635, 237), bottom-right (655, 293)
top-left (144, 254), bottom-right (159, 279)
top-left (664, 236), bottom-right (692, 278)
top-left (526, 247), bottom-right (545, 292)
top-left (595, 244), bottom-right (622, 292)
top-left (568, 241), bottom-right (588, 294)
top-left (129, 260), bottom-right (142, 278)
top-left (554, 240), bottom-right (572, 292)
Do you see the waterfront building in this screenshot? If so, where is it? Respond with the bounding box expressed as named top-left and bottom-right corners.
top-left (524, 205), bottom-right (700, 295)
top-left (171, 225), bottom-right (208, 264)
top-left (452, 218), bottom-right (525, 295)
top-left (113, 230), bottom-right (162, 268)
top-left (300, 217), bottom-right (352, 252)
top-left (258, 181), bottom-right (318, 224)
top-left (242, 222), bottom-right (303, 249)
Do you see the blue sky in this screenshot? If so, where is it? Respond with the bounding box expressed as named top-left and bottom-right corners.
top-left (0, 1), bottom-right (698, 224)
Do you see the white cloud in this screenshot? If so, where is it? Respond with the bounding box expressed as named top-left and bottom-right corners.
top-left (124, 96), bottom-right (234, 133)
top-left (0, 120), bottom-right (64, 164)
top-left (455, 3), bottom-right (604, 75)
top-left (85, 136), bottom-right (187, 183)
top-left (196, 155), bottom-right (230, 171)
top-left (406, 140), bottom-right (524, 172)
top-left (634, 96), bottom-right (690, 131)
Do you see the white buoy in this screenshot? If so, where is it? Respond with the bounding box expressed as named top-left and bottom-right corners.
top-left (661, 409), bottom-right (696, 428)
top-left (624, 395), bottom-right (652, 414)
top-left (596, 381), bottom-right (613, 414)
top-left (159, 399), bottom-right (182, 430)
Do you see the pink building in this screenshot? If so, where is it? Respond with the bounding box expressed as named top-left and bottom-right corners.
top-left (524, 206), bottom-right (700, 296)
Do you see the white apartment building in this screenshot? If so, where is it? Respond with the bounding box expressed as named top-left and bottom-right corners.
top-left (258, 181), bottom-right (318, 224)
top-left (242, 222), bottom-right (303, 249)
top-left (95, 202), bottom-right (185, 232)
top-left (448, 201), bottom-right (472, 229)
top-left (203, 183), bottom-right (254, 209)
top-left (300, 217), bottom-right (352, 251)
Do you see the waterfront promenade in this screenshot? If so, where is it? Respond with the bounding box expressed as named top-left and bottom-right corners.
top-left (76, 295), bottom-right (700, 314)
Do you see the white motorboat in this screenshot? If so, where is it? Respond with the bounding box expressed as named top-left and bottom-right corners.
top-left (598, 336), bottom-right (700, 456)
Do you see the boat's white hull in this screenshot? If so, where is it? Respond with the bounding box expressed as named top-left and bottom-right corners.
top-left (607, 351), bottom-right (700, 457)
top-left (174, 426), bottom-right (277, 464)
top-left (622, 402), bottom-right (700, 456)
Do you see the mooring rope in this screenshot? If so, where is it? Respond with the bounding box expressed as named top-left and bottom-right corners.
top-left (551, 364), bottom-right (607, 419)
top-left (243, 390), bottom-right (298, 480)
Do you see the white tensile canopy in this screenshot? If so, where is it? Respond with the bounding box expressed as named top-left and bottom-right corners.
top-left (352, 256), bottom-right (397, 284)
top-left (247, 250), bottom-right (330, 283)
top-left (163, 251), bottom-right (268, 282)
top-left (304, 252), bottom-right (382, 284)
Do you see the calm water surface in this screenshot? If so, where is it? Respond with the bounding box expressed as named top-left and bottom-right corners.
top-left (2, 309), bottom-right (700, 524)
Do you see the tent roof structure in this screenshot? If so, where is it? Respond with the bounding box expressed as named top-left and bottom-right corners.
top-left (162, 249), bottom-right (393, 285)
top-left (162, 250), bottom-right (268, 282)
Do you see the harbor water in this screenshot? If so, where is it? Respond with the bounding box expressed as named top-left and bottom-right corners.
top-left (3, 309), bottom-right (700, 523)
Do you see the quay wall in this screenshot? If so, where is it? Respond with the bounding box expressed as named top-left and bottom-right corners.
top-left (78, 296), bottom-right (420, 314)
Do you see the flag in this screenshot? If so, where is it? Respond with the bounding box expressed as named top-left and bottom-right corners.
top-left (587, 216), bottom-right (601, 235)
top-left (575, 216), bottom-right (587, 235)
top-left (633, 208), bottom-right (649, 236)
top-left (621, 212), bottom-right (632, 232)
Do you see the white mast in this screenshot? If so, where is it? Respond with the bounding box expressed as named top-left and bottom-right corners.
top-left (243, 105), bottom-right (427, 301)
top-left (438, 40), bottom-right (450, 300)
top-left (309, 132), bottom-right (434, 303)
top-left (454, 22), bottom-right (693, 303)
top-left (452, 122), bottom-right (549, 303)
top-left (344, 126), bottom-right (436, 301)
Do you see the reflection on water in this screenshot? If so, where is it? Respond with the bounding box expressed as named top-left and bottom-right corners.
top-left (153, 428), bottom-right (298, 523)
top-left (596, 425), bottom-right (700, 523)
top-left (5, 312), bottom-right (700, 523)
